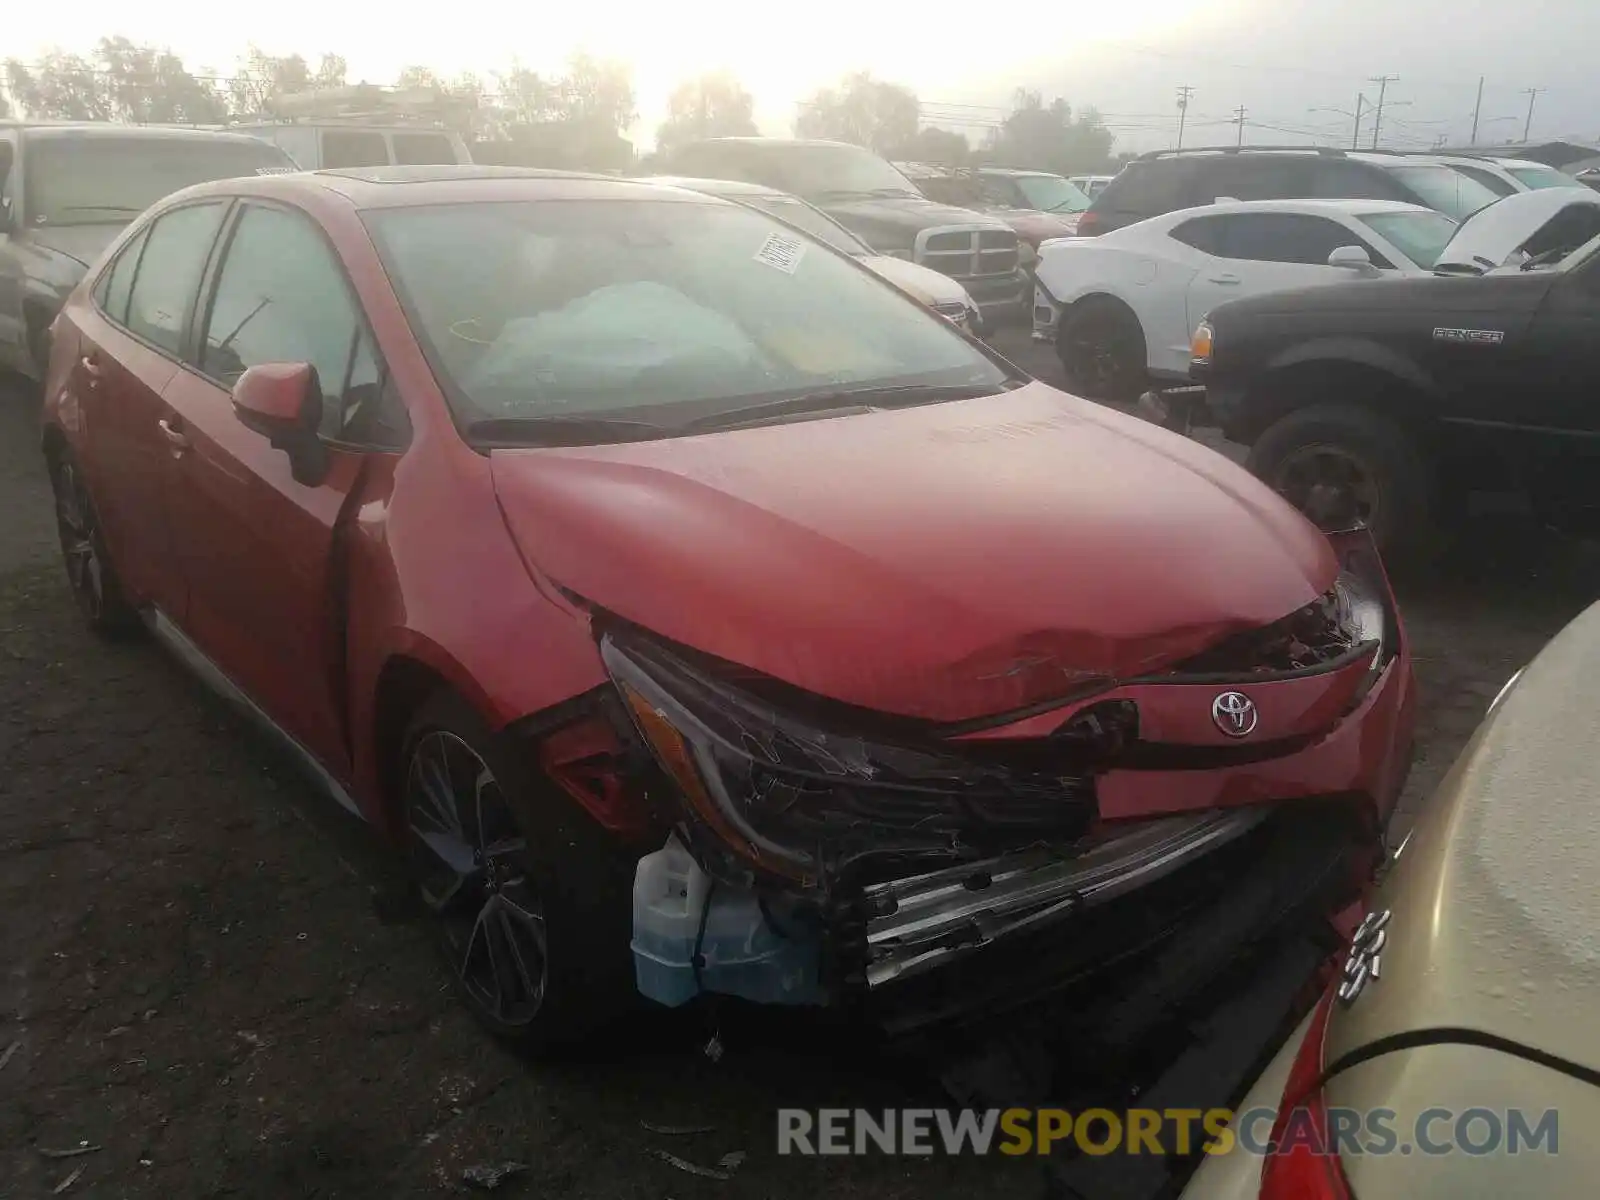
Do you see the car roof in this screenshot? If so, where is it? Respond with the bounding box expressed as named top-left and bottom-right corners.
top-left (2, 120), bottom-right (275, 149)
top-left (1158, 197), bottom-right (1433, 219)
top-left (639, 174), bottom-right (787, 199)
top-left (689, 136), bottom-right (860, 151)
top-left (1348, 151), bottom-right (1452, 168)
top-left (980, 167), bottom-right (1061, 179)
top-left (164, 164), bottom-right (725, 211)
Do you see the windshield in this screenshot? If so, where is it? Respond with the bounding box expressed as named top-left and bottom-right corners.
top-left (365, 199), bottom-right (1009, 438)
top-left (1506, 165), bottom-right (1585, 191)
top-left (1358, 210), bottom-right (1458, 268)
top-left (1385, 164), bottom-right (1501, 220)
top-left (742, 195), bottom-right (870, 256)
top-left (24, 135), bottom-right (293, 227)
top-left (753, 145), bottom-right (921, 199)
top-left (1013, 174), bottom-right (1091, 213)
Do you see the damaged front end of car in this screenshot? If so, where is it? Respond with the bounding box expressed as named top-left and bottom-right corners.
top-left (572, 527), bottom-right (1410, 1033)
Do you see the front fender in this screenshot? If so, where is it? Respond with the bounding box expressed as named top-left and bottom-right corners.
top-left (1263, 337), bottom-right (1440, 399)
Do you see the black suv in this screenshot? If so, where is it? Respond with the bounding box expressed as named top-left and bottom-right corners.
top-left (1079, 146), bottom-right (1502, 237)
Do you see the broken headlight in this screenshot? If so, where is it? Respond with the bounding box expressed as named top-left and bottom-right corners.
top-left (1171, 561), bottom-right (1387, 678)
top-left (601, 632), bottom-right (1094, 881)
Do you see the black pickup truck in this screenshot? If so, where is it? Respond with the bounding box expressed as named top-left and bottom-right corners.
top-left (1177, 189), bottom-right (1600, 557)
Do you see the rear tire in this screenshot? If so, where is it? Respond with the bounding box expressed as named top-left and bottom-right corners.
top-left (48, 448), bottom-right (140, 637)
top-left (1057, 299), bottom-right (1148, 403)
top-left (400, 689), bottom-right (636, 1055)
top-left (1247, 404), bottom-right (1437, 562)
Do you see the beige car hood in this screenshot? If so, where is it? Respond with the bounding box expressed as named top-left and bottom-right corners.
top-left (1328, 599), bottom-right (1600, 1072)
top-left (857, 254), bottom-right (972, 309)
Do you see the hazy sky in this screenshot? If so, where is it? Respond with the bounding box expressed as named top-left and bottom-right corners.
top-left (11, 0), bottom-right (1599, 152)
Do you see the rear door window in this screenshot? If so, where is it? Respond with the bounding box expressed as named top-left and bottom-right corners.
top-left (125, 202), bottom-right (228, 354)
top-left (1310, 159), bottom-right (1410, 201)
top-left (1169, 215), bottom-right (1229, 254)
top-left (1214, 213), bottom-right (1367, 265)
top-left (1092, 159), bottom-right (1208, 217)
top-left (393, 133), bottom-right (456, 165)
top-left (1210, 157), bottom-right (1315, 202)
top-left (321, 131), bottom-right (390, 169)
top-left (1446, 164), bottom-right (1517, 198)
top-left (95, 226), bottom-right (150, 326)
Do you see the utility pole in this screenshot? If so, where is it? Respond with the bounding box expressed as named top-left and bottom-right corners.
top-left (1176, 84), bottom-right (1195, 150)
top-left (1470, 76), bottom-right (1484, 145)
top-left (1521, 87), bottom-right (1546, 143)
top-left (1233, 105), bottom-right (1247, 147)
top-left (1351, 94), bottom-right (1368, 149)
top-left (1368, 75), bottom-right (1399, 149)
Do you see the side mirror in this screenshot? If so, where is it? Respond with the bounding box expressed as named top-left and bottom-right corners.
top-left (231, 362), bottom-right (328, 486)
top-left (1328, 244), bottom-right (1379, 276)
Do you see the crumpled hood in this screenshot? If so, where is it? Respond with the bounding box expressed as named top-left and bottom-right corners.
top-left (22, 223), bottom-right (124, 272)
top-left (490, 383), bottom-right (1336, 723)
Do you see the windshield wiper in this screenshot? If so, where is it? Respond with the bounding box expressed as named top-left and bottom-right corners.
top-left (466, 414), bottom-right (668, 447)
top-left (683, 382), bottom-right (1013, 434)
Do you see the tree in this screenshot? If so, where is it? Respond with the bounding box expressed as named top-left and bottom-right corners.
top-left (4, 40), bottom-right (226, 123)
top-left (96, 37), bottom-right (226, 124)
top-left (656, 72), bottom-right (756, 154)
top-left (986, 89), bottom-right (1114, 175)
top-left (794, 72), bottom-right (919, 153)
top-left (5, 51), bottom-right (113, 121)
top-left (227, 48), bottom-right (345, 116)
top-left (551, 53), bottom-right (636, 133)
top-left (890, 125), bottom-right (970, 164)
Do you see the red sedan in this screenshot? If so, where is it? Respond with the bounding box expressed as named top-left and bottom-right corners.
top-left (40, 166), bottom-right (1416, 1053)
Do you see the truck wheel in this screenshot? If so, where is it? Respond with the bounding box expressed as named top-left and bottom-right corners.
top-left (1248, 404), bottom-right (1435, 560)
top-left (400, 689), bottom-right (637, 1054)
top-left (1058, 299), bottom-right (1147, 404)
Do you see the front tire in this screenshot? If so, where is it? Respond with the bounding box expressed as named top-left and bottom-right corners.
top-left (49, 449), bottom-right (139, 636)
top-left (401, 690), bottom-right (635, 1053)
top-left (1057, 299), bottom-right (1147, 403)
top-left (1247, 403), bottom-right (1436, 560)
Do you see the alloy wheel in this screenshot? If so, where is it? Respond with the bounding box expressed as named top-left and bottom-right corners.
top-left (53, 460), bottom-right (105, 621)
top-left (1271, 443), bottom-right (1383, 533)
top-left (405, 730), bottom-right (548, 1027)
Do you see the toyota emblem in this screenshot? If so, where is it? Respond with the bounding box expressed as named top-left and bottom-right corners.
top-left (1211, 691), bottom-right (1258, 737)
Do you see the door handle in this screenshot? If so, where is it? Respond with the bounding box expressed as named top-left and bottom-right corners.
top-left (158, 418), bottom-right (190, 455)
top-left (1208, 274), bottom-right (1242, 285)
top-left (79, 354), bottom-right (103, 380)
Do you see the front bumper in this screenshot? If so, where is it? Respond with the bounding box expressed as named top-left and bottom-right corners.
top-left (958, 268), bottom-right (1031, 327)
top-left (614, 539), bottom-right (1415, 1021)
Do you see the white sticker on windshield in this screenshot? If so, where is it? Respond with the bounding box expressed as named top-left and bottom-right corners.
top-left (753, 232), bottom-right (806, 275)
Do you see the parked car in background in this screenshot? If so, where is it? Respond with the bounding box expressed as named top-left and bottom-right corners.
top-left (644, 175), bottom-right (982, 333)
top-left (1069, 174), bottom-right (1115, 199)
top-left (662, 138), bottom-right (1030, 324)
top-left (1034, 199), bottom-right (1456, 400)
top-left (42, 165), bottom-right (1413, 1059)
top-left (231, 84), bottom-right (473, 171)
top-left (896, 162), bottom-right (1086, 243)
top-left (0, 122), bottom-right (295, 381)
top-left (1080, 147), bottom-right (1502, 237)
top-left (1189, 189), bottom-right (1600, 556)
top-left (1429, 153), bottom-right (1586, 198)
top-left (1181, 607), bottom-right (1592, 1200)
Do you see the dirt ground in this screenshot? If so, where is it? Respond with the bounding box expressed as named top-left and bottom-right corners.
top-left (4, 333), bottom-right (1599, 1199)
